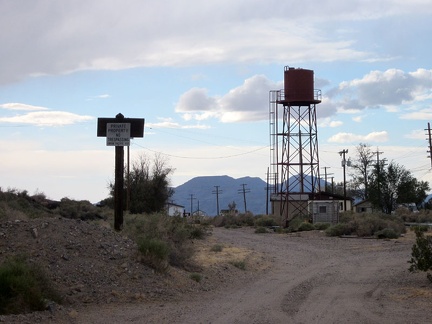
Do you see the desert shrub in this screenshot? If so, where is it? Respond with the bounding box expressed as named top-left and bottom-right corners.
top-left (137, 237), bottom-right (170, 272)
top-left (0, 257), bottom-right (60, 315)
top-left (212, 215), bottom-right (238, 228)
top-left (254, 226), bottom-right (268, 234)
top-left (189, 226), bottom-right (206, 239)
top-left (375, 228), bottom-right (399, 239)
top-left (237, 213), bottom-right (255, 226)
top-left (212, 213), bottom-right (262, 228)
top-left (58, 198), bottom-right (106, 221)
top-left (297, 222), bottom-right (315, 232)
top-left (286, 215), bottom-right (310, 232)
top-left (402, 210), bottom-right (432, 223)
top-left (0, 188), bottom-right (53, 220)
top-left (352, 213), bottom-right (405, 237)
top-left (314, 222), bottom-right (331, 230)
top-left (325, 223), bottom-right (353, 236)
top-left (125, 213), bottom-right (206, 270)
top-left (210, 244), bottom-right (223, 252)
top-left (338, 211), bottom-right (354, 224)
top-left (327, 212), bottom-right (406, 238)
top-left (411, 225), bottom-right (430, 232)
top-left (254, 215), bottom-right (278, 227)
top-left (409, 229), bottom-right (432, 283)
top-left (274, 227), bottom-right (289, 234)
top-left (230, 260), bottom-right (246, 270)
top-left (189, 273), bottom-right (202, 283)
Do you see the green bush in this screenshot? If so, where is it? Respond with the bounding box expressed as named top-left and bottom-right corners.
top-left (325, 212), bottom-right (406, 238)
top-left (59, 198), bottom-right (106, 221)
top-left (254, 215), bottom-right (277, 227)
top-left (0, 257), bottom-right (60, 315)
top-left (189, 273), bottom-right (202, 283)
top-left (125, 213), bottom-right (206, 270)
top-left (210, 244), bottom-right (223, 252)
top-left (254, 226), bottom-right (268, 234)
top-left (409, 229), bottom-right (432, 283)
top-left (286, 215), bottom-right (310, 232)
top-left (189, 226), bottom-right (207, 239)
top-left (411, 225), bottom-right (430, 232)
top-left (212, 214), bottom-right (254, 228)
top-left (375, 228), bottom-right (399, 239)
top-left (314, 222), bottom-right (331, 230)
top-left (325, 223), bottom-right (353, 236)
top-left (237, 213), bottom-right (255, 226)
top-left (137, 237), bottom-right (170, 272)
top-left (0, 188), bottom-right (53, 220)
top-left (297, 222), bottom-right (315, 232)
top-left (230, 260), bottom-right (246, 270)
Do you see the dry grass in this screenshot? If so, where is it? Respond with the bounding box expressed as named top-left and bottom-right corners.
top-left (391, 287), bottom-right (432, 305)
top-left (193, 236), bottom-right (270, 272)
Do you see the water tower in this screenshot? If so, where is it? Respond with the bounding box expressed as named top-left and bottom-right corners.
top-left (269, 66), bottom-right (321, 225)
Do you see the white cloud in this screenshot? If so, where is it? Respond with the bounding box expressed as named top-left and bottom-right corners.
top-left (318, 118), bottom-right (343, 128)
top-left (86, 94), bottom-right (111, 101)
top-left (404, 129), bottom-right (427, 140)
top-left (176, 75), bottom-right (279, 123)
top-left (338, 69), bottom-right (431, 106)
top-left (328, 131), bottom-right (388, 143)
top-left (146, 118), bottom-right (210, 130)
top-left (0, 111), bottom-right (94, 126)
top-left (175, 67), bottom-right (432, 124)
top-left (400, 108), bottom-right (432, 120)
top-left (325, 68), bottom-right (432, 119)
top-left (4, 1), bottom-right (419, 84)
top-left (0, 103), bottom-right (49, 111)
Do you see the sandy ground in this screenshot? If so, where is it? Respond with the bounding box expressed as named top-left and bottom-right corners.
top-left (65, 227), bottom-right (432, 324)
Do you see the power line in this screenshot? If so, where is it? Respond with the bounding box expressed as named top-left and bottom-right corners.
top-left (131, 140), bottom-right (269, 160)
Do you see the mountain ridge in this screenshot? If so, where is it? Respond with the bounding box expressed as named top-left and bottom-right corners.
top-left (171, 175), bottom-right (268, 216)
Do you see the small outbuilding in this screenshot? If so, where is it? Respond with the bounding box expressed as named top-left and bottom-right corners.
top-left (308, 200), bottom-right (340, 224)
top-left (165, 202), bottom-right (185, 216)
top-left (353, 200), bottom-right (374, 213)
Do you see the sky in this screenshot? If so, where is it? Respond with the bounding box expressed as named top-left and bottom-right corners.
top-left (1, 0), bottom-right (432, 203)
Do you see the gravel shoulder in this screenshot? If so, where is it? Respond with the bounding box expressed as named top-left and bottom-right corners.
top-left (1, 218), bottom-right (431, 323)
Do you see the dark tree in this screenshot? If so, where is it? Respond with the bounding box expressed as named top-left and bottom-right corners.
top-left (369, 161), bottom-right (430, 214)
top-left (109, 153), bottom-right (174, 214)
top-left (349, 143), bottom-right (375, 200)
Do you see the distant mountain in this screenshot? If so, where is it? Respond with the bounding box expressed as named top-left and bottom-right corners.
top-left (170, 175), bottom-right (269, 216)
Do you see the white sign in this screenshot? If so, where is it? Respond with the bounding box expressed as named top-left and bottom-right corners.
top-left (106, 123), bottom-right (131, 146)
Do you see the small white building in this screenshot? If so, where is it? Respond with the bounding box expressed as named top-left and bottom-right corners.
top-left (165, 202), bottom-right (185, 216)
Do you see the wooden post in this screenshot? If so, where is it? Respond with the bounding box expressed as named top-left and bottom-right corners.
top-left (97, 113), bottom-right (144, 231)
top-left (126, 145), bottom-right (130, 211)
top-left (114, 145), bottom-right (124, 231)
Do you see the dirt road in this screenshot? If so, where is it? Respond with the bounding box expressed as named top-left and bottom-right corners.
top-left (73, 227), bottom-right (431, 324)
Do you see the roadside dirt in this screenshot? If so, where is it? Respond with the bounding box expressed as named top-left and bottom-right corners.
top-left (1, 218), bottom-right (431, 323)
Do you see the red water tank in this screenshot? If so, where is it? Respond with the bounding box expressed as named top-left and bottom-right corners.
top-left (283, 67), bottom-right (316, 103)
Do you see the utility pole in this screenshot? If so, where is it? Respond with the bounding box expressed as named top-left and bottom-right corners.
top-left (373, 148), bottom-right (386, 211)
top-left (212, 186), bottom-right (222, 216)
top-left (339, 149), bottom-right (348, 211)
top-left (188, 194), bottom-right (196, 215)
top-left (238, 184), bottom-right (250, 214)
top-left (426, 122), bottom-right (432, 168)
top-left (321, 167), bottom-right (333, 192)
top-left (330, 176), bottom-right (335, 194)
